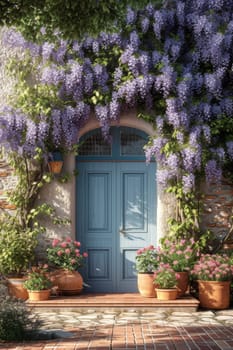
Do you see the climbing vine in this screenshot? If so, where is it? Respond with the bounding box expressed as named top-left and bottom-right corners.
top-left (1, 0), bottom-right (233, 240)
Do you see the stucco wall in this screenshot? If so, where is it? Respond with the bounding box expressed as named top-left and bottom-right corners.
top-left (0, 28), bottom-right (20, 107)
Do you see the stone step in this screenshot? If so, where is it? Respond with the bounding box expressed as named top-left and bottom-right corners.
top-left (26, 293), bottom-right (199, 312)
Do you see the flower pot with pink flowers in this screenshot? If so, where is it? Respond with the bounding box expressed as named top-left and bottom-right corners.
top-left (158, 237), bottom-right (199, 296)
top-left (191, 253), bottom-right (233, 309)
top-left (47, 236), bottom-right (88, 295)
top-left (153, 263), bottom-right (180, 300)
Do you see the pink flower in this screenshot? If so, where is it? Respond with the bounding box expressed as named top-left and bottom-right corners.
top-left (71, 259), bottom-right (76, 264)
top-left (60, 242), bottom-right (67, 248)
top-left (57, 250), bottom-right (63, 256)
top-left (75, 249), bottom-right (80, 254)
top-left (74, 241), bottom-right (81, 247)
top-left (83, 252), bottom-right (88, 258)
top-left (173, 260), bottom-right (179, 265)
top-left (52, 238), bottom-right (60, 247)
top-left (65, 248), bottom-right (71, 254)
top-left (185, 247), bottom-right (192, 253)
top-left (65, 236), bottom-right (72, 242)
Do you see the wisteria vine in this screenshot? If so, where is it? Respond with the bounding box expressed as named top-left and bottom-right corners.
top-left (1, 0), bottom-right (233, 198)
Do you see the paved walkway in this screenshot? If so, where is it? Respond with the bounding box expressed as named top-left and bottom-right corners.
top-left (1, 308), bottom-right (233, 349)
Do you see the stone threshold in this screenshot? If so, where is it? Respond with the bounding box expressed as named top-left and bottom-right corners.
top-left (26, 293), bottom-right (200, 312)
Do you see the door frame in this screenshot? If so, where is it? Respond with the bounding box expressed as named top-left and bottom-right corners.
top-left (75, 125), bottom-right (157, 293)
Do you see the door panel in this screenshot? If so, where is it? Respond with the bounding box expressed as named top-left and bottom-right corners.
top-left (122, 173), bottom-right (145, 231)
top-left (77, 161), bottom-right (156, 293)
top-left (87, 173), bottom-right (111, 231)
top-left (117, 162), bottom-right (155, 292)
top-left (77, 163), bottom-right (116, 292)
top-left (88, 248), bottom-right (110, 279)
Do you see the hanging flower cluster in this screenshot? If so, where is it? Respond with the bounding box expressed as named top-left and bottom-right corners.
top-left (1, 0), bottom-right (233, 192)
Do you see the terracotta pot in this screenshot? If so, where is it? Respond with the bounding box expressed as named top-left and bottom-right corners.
top-left (156, 288), bottom-right (178, 300)
top-left (198, 280), bottom-right (231, 310)
top-left (7, 277), bottom-right (28, 300)
top-left (137, 273), bottom-right (156, 297)
top-left (176, 271), bottom-right (189, 297)
top-left (28, 289), bottom-right (51, 301)
top-left (48, 161), bottom-right (63, 174)
top-left (53, 270), bottom-right (83, 295)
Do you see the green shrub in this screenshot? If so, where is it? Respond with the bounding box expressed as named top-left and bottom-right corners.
top-left (0, 297), bottom-right (42, 341)
top-left (0, 215), bottom-right (39, 276)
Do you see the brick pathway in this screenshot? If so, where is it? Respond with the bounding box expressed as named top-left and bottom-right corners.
top-left (1, 309), bottom-right (233, 349)
top-left (1, 324), bottom-right (233, 349)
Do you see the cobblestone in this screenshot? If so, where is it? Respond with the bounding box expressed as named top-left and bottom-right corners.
top-left (31, 308), bottom-right (233, 329)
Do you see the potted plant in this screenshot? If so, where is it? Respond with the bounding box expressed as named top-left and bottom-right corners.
top-left (24, 268), bottom-right (52, 301)
top-left (135, 245), bottom-right (159, 297)
top-left (153, 263), bottom-right (180, 300)
top-left (158, 237), bottom-right (199, 296)
top-left (47, 236), bottom-right (88, 295)
top-left (0, 215), bottom-right (39, 300)
top-left (191, 253), bottom-right (233, 309)
top-left (48, 150), bottom-right (64, 174)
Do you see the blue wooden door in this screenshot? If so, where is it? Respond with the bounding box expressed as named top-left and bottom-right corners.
top-left (76, 127), bottom-right (156, 293)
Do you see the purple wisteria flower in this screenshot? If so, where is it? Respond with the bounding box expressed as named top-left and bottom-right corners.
top-left (153, 10), bottom-right (165, 39)
top-left (109, 99), bottom-right (120, 121)
top-left (51, 109), bottom-right (62, 148)
top-left (130, 31), bottom-right (140, 50)
top-left (205, 160), bottom-right (222, 185)
top-left (42, 42), bottom-right (55, 62)
top-left (157, 169), bottom-right (171, 189)
top-left (182, 174), bottom-right (195, 193)
top-left (141, 17), bottom-right (150, 33)
top-left (1, 0), bottom-right (233, 191)
top-left (41, 65), bottom-right (65, 85)
top-left (145, 137), bottom-right (168, 164)
top-left (126, 7), bottom-right (136, 25)
top-left (95, 105), bottom-right (110, 139)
